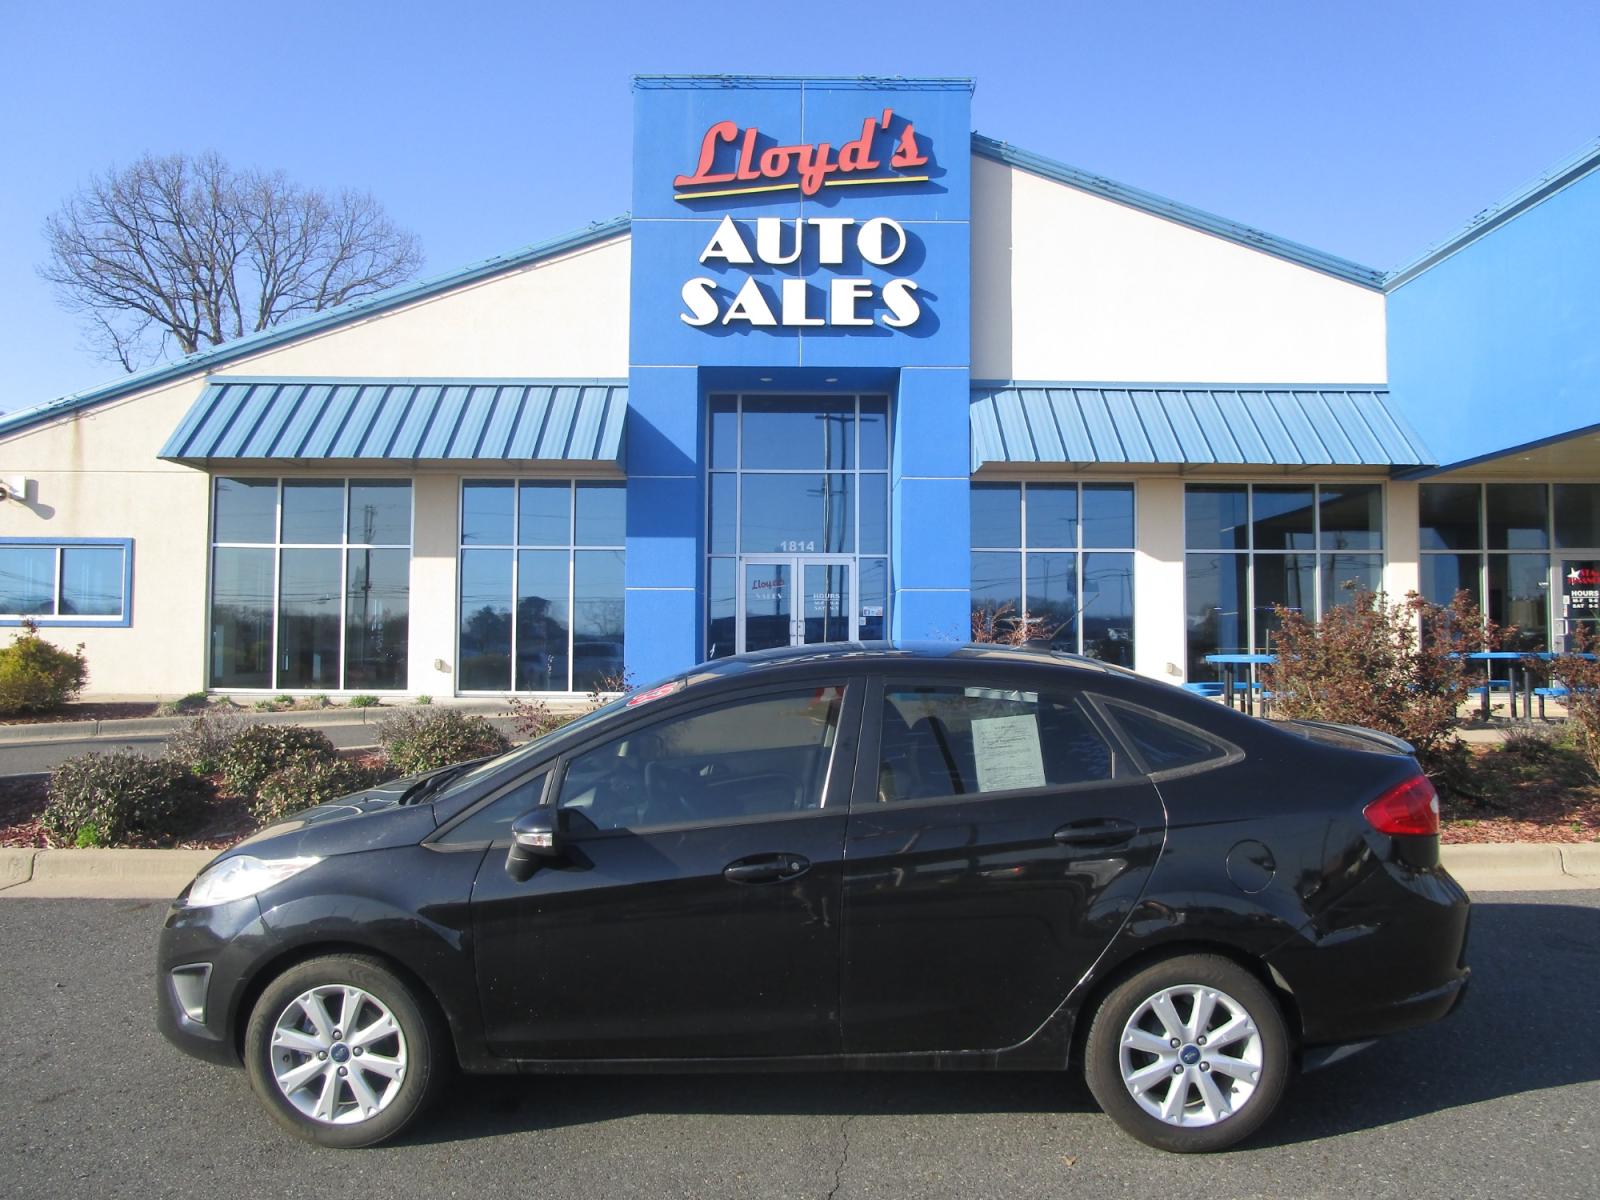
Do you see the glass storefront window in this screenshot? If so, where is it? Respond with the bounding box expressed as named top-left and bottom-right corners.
top-left (1419, 483), bottom-right (1579, 664)
top-left (1185, 485), bottom-right (1248, 550)
top-left (209, 478), bottom-right (411, 691)
top-left (707, 395), bottom-right (890, 657)
top-left (1487, 484), bottom-right (1549, 550)
top-left (0, 545), bottom-right (57, 615)
top-left (1554, 484), bottom-right (1600, 549)
top-left (457, 479), bottom-right (625, 693)
top-left (1184, 482), bottom-right (1385, 679)
top-left (970, 481), bottom-right (1135, 662)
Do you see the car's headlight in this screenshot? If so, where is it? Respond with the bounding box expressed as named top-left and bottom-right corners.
top-left (186, 855), bottom-right (322, 907)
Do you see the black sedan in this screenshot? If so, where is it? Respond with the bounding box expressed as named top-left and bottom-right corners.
top-left (157, 643), bottom-right (1470, 1153)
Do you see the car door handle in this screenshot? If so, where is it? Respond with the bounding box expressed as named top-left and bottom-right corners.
top-left (723, 854), bottom-right (810, 884)
top-left (1053, 818), bottom-right (1138, 849)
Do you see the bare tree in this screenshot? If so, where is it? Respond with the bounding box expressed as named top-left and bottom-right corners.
top-left (40, 152), bottom-right (423, 371)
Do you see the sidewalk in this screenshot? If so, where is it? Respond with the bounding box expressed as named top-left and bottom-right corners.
top-left (0, 698), bottom-right (547, 747)
top-left (2, 843), bottom-right (1595, 900)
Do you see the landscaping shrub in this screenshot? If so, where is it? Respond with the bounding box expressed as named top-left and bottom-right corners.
top-left (0, 623), bottom-right (88, 715)
top-left (347, 694), bottom-right (381, 708)
top-left (156, 691), bottom-right (211, 717)
top-left (42, 751), bottom-right (213, 845)
top-left (505, 696), bottom-right (580, 740)
top-left (378, 709), bottom-right (510, 776)
top-left (970, 601), bottom-right (1062, 647)
top-left (1261, 588), bottom-right (1502, 778)
top-left (414, 694), bottom-right (432, 705)
top-left (166, 708), bottom-right (250, 775)
top-left (252, 757), bottom-right (388, 825)
top-left (1543, 626), bottom-right (1600, 777)
top-left (219, 724), bottom-right (338, 800)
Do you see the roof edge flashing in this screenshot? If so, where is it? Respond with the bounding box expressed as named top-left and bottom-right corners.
top-left (1383, 135), bottom-right (1600, 290)
top-left (0, 216), bottom-right (632, 442)
top-left (972, 134), bottom-right (1385, 291)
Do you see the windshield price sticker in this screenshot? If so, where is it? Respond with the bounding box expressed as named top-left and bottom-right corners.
top-left (626, 680), bottom-right (685, 708)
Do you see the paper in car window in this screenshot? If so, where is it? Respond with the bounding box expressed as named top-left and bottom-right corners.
top-left (971, 713), bottom-right (1046, 792)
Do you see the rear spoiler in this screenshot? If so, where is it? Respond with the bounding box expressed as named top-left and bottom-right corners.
top-left (1283, 720), bottom-right (1416, 757)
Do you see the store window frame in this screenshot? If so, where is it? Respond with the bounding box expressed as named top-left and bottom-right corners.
top-left (208, 476), bottom-right (412, 692)
top-left (968, 479), bottom-right (1137, 665)
top-left (0, 537), bottom-right (134, 627)
top-left (706, 393), bottom-right (892, 658)
top-left (1182, 481), bottom-right (1385, 681)
top-left (1419, 481), bottom-right (1600, 660)
top-left (456, 476), bottom-right (626, 696)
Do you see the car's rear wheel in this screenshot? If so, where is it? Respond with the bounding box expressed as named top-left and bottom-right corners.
top-left (244, 954), bottom-right (443, 1148)
top-left (1084, 954), bottom-right (1290, 1153)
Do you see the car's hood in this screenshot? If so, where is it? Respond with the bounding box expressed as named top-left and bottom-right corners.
top-left (223, 785), bottom-right (438, 862)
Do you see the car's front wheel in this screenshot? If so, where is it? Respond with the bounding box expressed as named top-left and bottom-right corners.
top-left (1084, 954), bottom-right (1290, 1152)
top-left (244, 954), bottom-right (443, 1148)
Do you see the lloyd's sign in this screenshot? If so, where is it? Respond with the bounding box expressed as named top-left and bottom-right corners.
top-left (674, 109), bottom-right (931, 331)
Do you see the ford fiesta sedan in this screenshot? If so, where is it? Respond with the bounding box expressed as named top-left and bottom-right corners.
top-left (158, 643), bottom-right (1470, 1153)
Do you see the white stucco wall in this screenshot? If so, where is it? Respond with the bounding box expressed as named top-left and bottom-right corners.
top-left (0, 235), bottom-right (630, 696)
top-left (970, 155), bottom-right (1388, 384)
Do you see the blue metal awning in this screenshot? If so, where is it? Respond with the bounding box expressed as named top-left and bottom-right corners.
top-left (969, 384), bottom-right (1432, 470)
top-left (159, 378), bottom-right (627, 464)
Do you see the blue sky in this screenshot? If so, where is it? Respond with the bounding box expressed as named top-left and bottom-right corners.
top-left (2, 0), bottom-right (1597, 411)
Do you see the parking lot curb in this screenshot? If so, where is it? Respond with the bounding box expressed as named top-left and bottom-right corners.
top-left (1, 848), bottom-right (215, 899)
top-left (0, 849), bottom-right (35, 891)
top-left (0, 841), bottom-right (1594, 900)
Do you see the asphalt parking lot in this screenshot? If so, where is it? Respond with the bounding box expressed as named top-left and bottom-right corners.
top-left (0, 891), bottom-right (1595, 1200)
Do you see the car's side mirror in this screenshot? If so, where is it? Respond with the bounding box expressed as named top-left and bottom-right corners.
top-left (505, 808), bottom-right (563, 882)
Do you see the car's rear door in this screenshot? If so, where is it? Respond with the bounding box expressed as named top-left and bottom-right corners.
top-left (839, 672), bottom-right (1166, 1053)
top-left (470, 678), bottom-right (861, 1060)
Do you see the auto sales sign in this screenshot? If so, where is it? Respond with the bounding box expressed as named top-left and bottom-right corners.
top-left (673, 109), bottom-right (931, 331)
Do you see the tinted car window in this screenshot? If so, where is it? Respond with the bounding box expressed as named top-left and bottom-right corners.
top-left (436, 772), bottom-right (549, 846)
top-left (1104, 702), bottom-right (1228, 772)
top-left (878, 686), bottom-right (1114, 803)
top-left (558, 688), bottom-right (844, 831)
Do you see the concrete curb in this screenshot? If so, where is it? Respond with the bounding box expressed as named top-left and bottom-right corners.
top-left (0, 848), bottom-right (214, 899)
top-left (0, 700), bottom-right (542, 748)
top-left (0, 841), bottom-right (1594, 901)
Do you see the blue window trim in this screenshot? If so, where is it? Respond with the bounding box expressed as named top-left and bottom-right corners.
top-left (0, 537), bottom-right (135, 628)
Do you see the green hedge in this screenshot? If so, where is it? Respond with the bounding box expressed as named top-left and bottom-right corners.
top-left (43, 752), bottom-right (213, 846)
top-left (253, 757), bottom-right (389, 825)
top-left (378, 709), bottom-right (510, 777)
top-left (0, 626), bottom-right (88, 715)
top-left (219, 725), bottom-right (338, 801)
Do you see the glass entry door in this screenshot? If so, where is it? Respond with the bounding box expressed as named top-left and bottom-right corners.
top-left (1560, 558), bottom-right (1600, 651)
top-left (739, 558), bottom-right (854, 653)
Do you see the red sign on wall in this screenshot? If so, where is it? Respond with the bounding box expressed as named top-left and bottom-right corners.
top-left (673, 108), bottom-right (930, 201)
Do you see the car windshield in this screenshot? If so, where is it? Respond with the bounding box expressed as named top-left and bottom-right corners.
top-left (428, 688), bottom-right (647, 800)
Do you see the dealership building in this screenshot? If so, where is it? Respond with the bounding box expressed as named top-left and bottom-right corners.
top-left (2, 75), bottom-right (1597, 699)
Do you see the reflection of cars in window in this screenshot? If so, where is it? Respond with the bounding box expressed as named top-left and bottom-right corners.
top-left (158, 642), bottom-right (1469, 1156)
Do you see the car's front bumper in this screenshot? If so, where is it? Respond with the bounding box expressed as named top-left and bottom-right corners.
top-left (155, 893), bottom-right (277, 1068)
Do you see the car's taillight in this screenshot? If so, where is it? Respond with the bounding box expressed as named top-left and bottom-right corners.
top-left (1363, 773), bottom-right (1440, 836)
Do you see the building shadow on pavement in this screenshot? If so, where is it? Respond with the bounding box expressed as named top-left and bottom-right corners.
top-left (406, 899), bottom-right (1600, 1149)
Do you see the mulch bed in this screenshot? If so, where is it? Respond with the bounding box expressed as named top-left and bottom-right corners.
top-left (1440, 738), bottom-right (1600, 844)
top-left (0, 747), bottom-right (384, 850)
top-left (0, 702), bottom-right (161, 725)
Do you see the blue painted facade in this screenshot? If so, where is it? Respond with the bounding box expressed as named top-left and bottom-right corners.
top-left (624, 76), bottom-right (975, 682)
top-left (1386, 147), bottom-right (1600, 468)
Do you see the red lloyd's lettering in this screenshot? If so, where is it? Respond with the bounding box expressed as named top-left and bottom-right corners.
top-left (673, 110), bottom-right (926, 197)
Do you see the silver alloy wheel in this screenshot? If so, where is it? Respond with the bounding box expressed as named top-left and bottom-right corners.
top-left (1117, 983), bottom-right (1263, 1127)
top-left (270, 984), bottom-right (409, 1125)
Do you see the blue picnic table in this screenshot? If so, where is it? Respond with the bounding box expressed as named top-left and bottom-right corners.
top-left (1203, 653), bottom-right (1277, 715)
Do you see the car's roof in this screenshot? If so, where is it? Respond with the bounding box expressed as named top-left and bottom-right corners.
top-left (680, 641), bottom-right (1128, 685)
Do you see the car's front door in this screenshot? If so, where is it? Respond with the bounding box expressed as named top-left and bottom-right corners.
top-left (470, 681), bottom-right (860, 1060)
top-left (839, 676), bottom-right (1166, 1053)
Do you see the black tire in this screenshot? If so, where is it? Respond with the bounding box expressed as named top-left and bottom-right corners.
top-left (244, 954), bottom-right (444, 1148)
top-left (1084, 954), bottom-right (1290, 1153)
